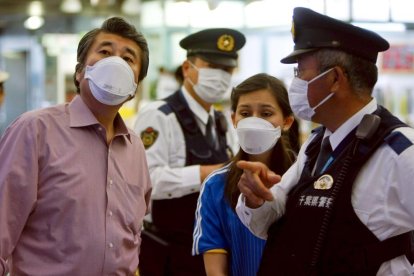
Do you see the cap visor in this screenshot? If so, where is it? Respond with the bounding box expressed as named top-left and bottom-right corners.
top-left (280, 48), bottom-right (318, 64)
top-left (197, 54), bottom-right (237, 67)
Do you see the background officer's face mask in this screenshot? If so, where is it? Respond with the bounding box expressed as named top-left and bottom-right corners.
top-left (85, 56), bottom-right (137, 106)
top-left (188, 62), bottom-right (232, 104)
top-left (236, 117), bottom-right (281, 155)
top-left (288, 68), bottom-right (334, 121)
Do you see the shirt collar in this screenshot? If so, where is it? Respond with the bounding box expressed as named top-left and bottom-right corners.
top-left (325, 98), bottom-right (377, 150)
top-left (68, 95), bottom-right (131, 143)
top-left (181, 86), bottom-right (212, 124)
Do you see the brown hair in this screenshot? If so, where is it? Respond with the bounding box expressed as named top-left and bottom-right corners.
top-left (225, 73), bottom-right (299, 209)
top-left (73, 17), bottom-right (149, 93)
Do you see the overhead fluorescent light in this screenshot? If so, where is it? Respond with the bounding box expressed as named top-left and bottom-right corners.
top-left (28, 1), bottom-right (43, 16)
top-left (60, 0), bottom-right (82, 13)
top-left (352, 22), bottom-right (406, 32)
top-left (122, 0), bottom-right (141, 15)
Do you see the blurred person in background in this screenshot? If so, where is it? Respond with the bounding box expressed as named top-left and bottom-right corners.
top-left (134, 28), bottom-right (246, 276)
top-left (193, 73), bottom-right (299, 276)
top-left (0, 17), bottom-right (152, 275)
top-left (0, 70), bottom-right (9, 135)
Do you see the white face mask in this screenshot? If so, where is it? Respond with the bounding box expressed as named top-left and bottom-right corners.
top-left (236, 117), bottom-right (281, 155)
top-left (85, 56), bottom-right (138, 106)
top-left (188, 63), bottom-right (232, 103)
top-left (288, 68), bottom-right (334, 121)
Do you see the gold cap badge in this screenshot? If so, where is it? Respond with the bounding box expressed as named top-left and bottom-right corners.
top-left (217, 34), bottom-right (234, 52)
top-left (291, 20), bottom-right (296, 41)
top-left (314, 174), bottom-right (334, 190)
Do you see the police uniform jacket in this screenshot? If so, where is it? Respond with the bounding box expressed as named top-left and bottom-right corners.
top-left (236, 98), bottom-right (414, 275)
top-left (134, 86), bottom-right (237, 200)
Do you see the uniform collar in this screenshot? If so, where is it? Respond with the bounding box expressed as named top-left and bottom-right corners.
top-left (324, 98), bottom-right (377, 151)
top-left (181, 86), bottom-right (214, 124)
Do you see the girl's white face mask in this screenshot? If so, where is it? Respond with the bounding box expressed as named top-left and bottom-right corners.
top-left (288, 68), bottom-right (334, 121)
top-left (187, 62), bottom-right (232, 104)
top-left (236, 117), bottom-right (281, 155)
top-left (85, 56), bottom-right (137, 106)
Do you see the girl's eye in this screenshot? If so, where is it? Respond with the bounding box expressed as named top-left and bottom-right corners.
top-left (240, 111), bottom-right (250, 117)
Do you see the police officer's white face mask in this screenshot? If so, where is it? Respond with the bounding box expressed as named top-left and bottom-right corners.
top-left (187, 62), bottom-right (232, 104)
top-left (85, 56), bottom-right (138, 106)
top-left (288, 68), bottom-right (334, 121)
top-left (236, 117), bottom-right (281, 155)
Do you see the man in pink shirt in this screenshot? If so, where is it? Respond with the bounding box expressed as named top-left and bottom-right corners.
top-left (0, 17), bottom-right (152, 275)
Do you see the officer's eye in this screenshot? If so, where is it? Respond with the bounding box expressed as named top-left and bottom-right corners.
top-left (293, 67), bottom-right (300, 78)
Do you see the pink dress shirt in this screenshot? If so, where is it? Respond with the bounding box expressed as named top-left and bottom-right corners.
top-left (0, 96), bottom-right (152, 275)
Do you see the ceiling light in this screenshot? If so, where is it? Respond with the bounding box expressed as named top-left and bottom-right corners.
top-left (28, 1), bottom-right (43, 16)
top-left (61, 0), bottom-right (82, 13)
top-left (122, 0), bottom-right (141, 15)
top-left (24, 15), bottom-right (44, 30)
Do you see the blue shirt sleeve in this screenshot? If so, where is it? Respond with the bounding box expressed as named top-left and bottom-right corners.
top-left (193, 171), bottom-right (228, 255)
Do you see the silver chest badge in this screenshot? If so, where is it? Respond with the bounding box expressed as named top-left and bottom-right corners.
top-left (314, 174), bottom-right (334, 190)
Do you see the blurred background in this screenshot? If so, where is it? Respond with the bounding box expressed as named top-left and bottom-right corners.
top-left (0, 0), bottom-right (414, 138)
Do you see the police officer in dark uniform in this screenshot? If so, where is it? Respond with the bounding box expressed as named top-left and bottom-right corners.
top-left (236, 7), bottom-right (414, 275)
top-left (134, 28), bottom-right (246, 276)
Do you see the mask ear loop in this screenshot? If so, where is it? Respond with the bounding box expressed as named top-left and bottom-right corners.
top-left (308, 67), bottom-right (334, 84)
top-left (309, 67), bottom-right (335, 112)
top-left (187, 60), bottom-right (199, 72)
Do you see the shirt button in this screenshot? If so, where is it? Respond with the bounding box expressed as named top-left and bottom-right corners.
top-left (108, 242), bottom-right (114, 248)
top-left (98, 127), bottom-right (102, 131)
top-left (109, 211), bottom-right (113, 217)
top-left (109, 179), bottom-right (113, 187)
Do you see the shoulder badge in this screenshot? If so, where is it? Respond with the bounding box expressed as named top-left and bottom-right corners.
top-left (217, 34), bottom-right (234, 52)
top-left (314, 174), bottom-right (334, 190)
top-left (141, 127), bottom-right (159, 149)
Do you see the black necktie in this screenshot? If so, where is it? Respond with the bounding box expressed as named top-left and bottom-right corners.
top-left (205, 115), bottom-right (216, 149)
top-left (314, 136), bottom-right (332, 174)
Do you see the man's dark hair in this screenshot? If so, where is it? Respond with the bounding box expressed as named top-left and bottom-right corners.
top-left (73, 17), bottom-right (149, 93)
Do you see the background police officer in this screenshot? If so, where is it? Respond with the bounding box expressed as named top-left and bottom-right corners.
top-left (134, 28), bottom-right (246, 275)
top-left (0, 70), bottom-right (9, 135)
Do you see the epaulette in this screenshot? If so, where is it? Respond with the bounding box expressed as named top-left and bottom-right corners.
top-left (158, 102), bottom-right (173, 115)
top-left (384, 131), bottom-right (413, 155)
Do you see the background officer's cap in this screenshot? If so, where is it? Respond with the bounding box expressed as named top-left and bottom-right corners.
top-left (0, 71), bottom-right (9, 83)
top-left (180, 28), bottom-right (246, 67)
top-left (281, 7), bottom-right (390, 64)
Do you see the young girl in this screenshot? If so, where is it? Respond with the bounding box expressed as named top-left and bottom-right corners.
top-left (192, 73), bottom-right (299, 275)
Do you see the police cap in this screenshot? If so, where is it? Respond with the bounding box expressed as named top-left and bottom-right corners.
top-left (180, 28), bottom-right (246, 67)
top-left (281, 7), bottom-right (390, 64)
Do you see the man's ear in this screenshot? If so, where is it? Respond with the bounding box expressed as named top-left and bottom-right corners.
top-left (181, 60), bottom-right (191, 78)
top-left (331, 66), bottom-right (347, 92)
